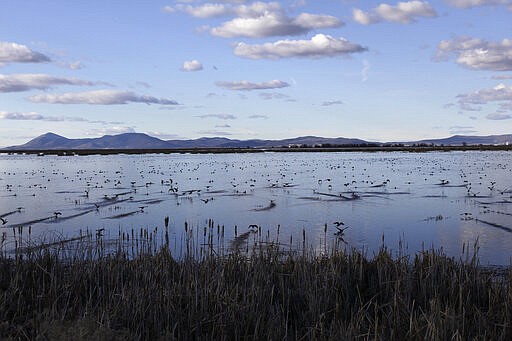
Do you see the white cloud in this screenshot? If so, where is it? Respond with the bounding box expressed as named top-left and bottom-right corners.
top-left (0, 111), bottom-right (46, 120)
top-left (28, 89), bottom-right (179, 105)
top-left (197, 113), bottom-right (237, 119)
top-left (444, 0), bottom-right (511, 9)
top-left (435, 37), bottom-right (512, 71)
top-left (181, 60), bottom-right (203, 71)
top-left (64, 61), bottom-right (84, 70)
top-left (170, 3), bottom-right (232, 17)
top-left (0, 73), bottom-right (95, 92)
top-left (352, 8), bottom-right (377, 25)
top-left (353, 1), bottom-right (437, 24)
top-left (146, 131), bottom-right (180, 140)
top-left (0, 41), bottom-right (51, 64)
top-left (166, 2), bottom-right (280, 18)
top-left (458, 83), bottom-right (512, 104)
top-left (234, 34), bottom-right (367, 59)
top-left (167, 2), bottom-right (342, 38)
top-left (216, 79), bottom-right (289, 90)
top-left (211, 11), bottom-right (342, 38)
top-left (457, 84), bottom-right (512, 117)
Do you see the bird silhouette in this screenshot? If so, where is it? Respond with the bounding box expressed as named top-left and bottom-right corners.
top-left (0, 217), bottom-right (7, 225)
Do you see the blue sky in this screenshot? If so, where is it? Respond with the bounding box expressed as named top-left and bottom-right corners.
top-left (1, 0), bottom-right (511, 147)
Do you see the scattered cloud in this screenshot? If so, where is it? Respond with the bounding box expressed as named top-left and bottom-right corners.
top-left (457, 84), bottom-right (512, 115)
top-left (361, 60), bottom-right (371, 82)
top-left (215, 124), bottom-right (232, 128)
top-left (0, 111), bottom-right (116, 124)
top-left (492, 74), bottom-right (512, 80)
top-left (216, 79), bottom-right (289, 91)
top-left (457, 83), bottom-right (512, 104)
top-left (87, 126), bottom-right (136, 136)
top-left (57, 61), bottom-right (84, 70)
top-left (28, 89), bottom-right (180, 105)
top-left (0, 73), bottom-right (95, 92)
top-left (444, 0), bottom-right (512, 9)
top-left (197, 130), bottom-right (233, 136)
top-left (146, 131), bottom-right (180, 140)
top-left (0, 41), bottom-right (51, 64)
top-left (486, 112), bottom-right (512, 120)
top-left (321, 100), bottom-right (343, 106)
top-left (197, 113), bottom-right (237, 120)
top-left (234, 34), bottom-right (367, 59)
top-left (248, 114), bottom-right (269, 119)
top-left (435, 37), bottom-right (512, 71)
top-left (167, 2), bottom-right (343, 38)
top-left (135, 81), bottom-right (152, 88)
top-left (181, 59), bottom-right (203, 71)
top-left (206, 92), bottom-right (222, 98)
top-left (259, 92), bottom-right (290, 100)
top-left (353, 1), bottom-right (437, 25)
top-left (0, 111), bottom-right (58, 121)
top-left (448, 125), bottom-right (478, 134)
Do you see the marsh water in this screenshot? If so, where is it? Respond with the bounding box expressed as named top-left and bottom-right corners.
top-left (1, 151), bottom-right (511, 265)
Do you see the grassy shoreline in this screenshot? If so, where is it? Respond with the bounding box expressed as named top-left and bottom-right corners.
top-left (1, 144), bottom-right (511, 156)
top-left (1, 233), bottom-right (511, 340)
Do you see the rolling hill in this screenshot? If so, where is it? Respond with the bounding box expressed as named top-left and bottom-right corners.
top-left (3, 132), bottom-right (511, 150)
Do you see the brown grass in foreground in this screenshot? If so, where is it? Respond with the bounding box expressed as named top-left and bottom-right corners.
top-left (0, 233), bottom-right (511, 340)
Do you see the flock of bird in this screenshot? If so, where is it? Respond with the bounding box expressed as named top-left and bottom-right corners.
top-left (0, 151), bottom-right (511, 261)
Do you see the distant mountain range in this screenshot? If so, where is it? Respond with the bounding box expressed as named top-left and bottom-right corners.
top-left (3, 132), bottom-right (512, 150)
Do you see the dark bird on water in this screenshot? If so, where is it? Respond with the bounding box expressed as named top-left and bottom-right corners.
top-left (0, 217), bottom-right (7, 225)
top-left (54, 211), bottom-right (62, 218)
top-left (333, 221), bottom-right (344, 227)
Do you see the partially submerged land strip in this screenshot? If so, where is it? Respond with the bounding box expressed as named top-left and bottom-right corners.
top-left (1, 144), bottom-right (512, 155)
top-left (0, 237), bottom-right (511, 340)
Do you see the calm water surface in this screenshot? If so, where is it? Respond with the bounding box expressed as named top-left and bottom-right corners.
top-left (1, 151), bottom-right (511, 264)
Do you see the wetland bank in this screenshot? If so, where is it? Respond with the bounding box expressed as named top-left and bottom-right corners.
top-left (1, 149), bottom-right (512, 339)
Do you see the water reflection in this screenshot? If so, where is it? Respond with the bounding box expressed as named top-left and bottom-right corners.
top-left (0, 151), bottom-right (511, 264)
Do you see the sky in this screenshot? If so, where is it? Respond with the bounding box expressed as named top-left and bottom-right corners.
top-left (1, 0), bottom-right (512, 147)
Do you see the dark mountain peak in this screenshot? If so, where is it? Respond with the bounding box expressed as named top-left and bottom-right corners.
top-left (14, 132), bottom-right (70, 149)
top-left (39, 132), bottom-right (64, 138)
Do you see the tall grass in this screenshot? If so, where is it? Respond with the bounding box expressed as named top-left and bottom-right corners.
top-left (0, 225), bottom-right (511, 340)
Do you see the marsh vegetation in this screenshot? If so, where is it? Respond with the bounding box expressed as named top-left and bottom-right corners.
top-left (0, 227), bottom-right (511, 340)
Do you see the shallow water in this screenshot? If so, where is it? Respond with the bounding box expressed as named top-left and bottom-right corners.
top-left (1, 151), bottom-right (511, 265)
